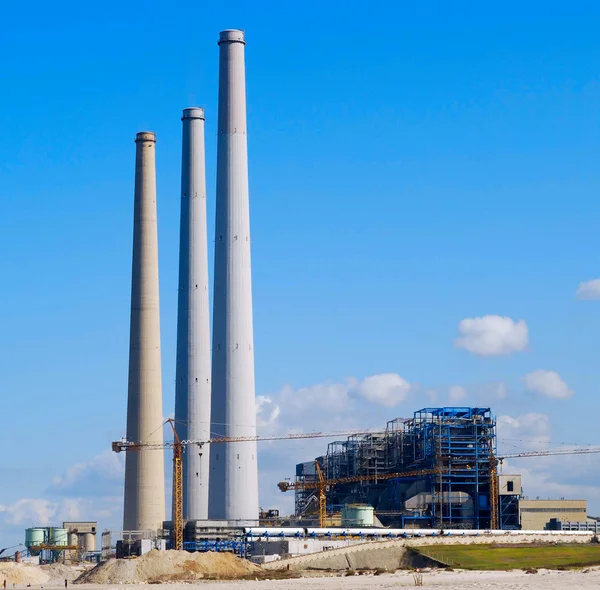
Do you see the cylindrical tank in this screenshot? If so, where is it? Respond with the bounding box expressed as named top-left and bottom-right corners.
top-left (341, 504), bottom-right (375, 527)
top-left (69, 532), bottom-right (78, 548)
top-left (84, 533), bottom-right (95, 552)
top-left (25, 528), bottom-right (46, 555)
top-left (48, 527), bottom-right (69, 546)
top-left (49, 527), bottom-right (69, 561)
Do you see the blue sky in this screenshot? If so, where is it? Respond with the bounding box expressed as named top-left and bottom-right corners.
top-left (2, 0), bottom-right (600, 546)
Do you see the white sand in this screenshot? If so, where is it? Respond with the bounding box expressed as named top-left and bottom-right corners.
top-left (76, 549), bottom-right (259, 583)
top-left (2, 568), bottom-right (600, 589)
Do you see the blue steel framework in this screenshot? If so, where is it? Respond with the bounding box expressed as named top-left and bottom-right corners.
top-left (499, 495), bottom-right (520, 529)
top-left (295, 407), bottom-right (497, 529)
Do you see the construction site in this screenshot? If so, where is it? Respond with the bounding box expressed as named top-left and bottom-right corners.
top-left (293, 407), bottom-right (500, 530)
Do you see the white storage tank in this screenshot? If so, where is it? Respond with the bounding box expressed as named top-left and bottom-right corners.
top-left (341, 504), bottom-right (375, 527)
top-left (84, 532), bottom-right (96, 552)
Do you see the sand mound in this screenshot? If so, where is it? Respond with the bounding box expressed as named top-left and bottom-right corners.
top-left (0, 562), bottom-right (50, 585)
top-left (41, 563), bottom-right (90, 585)
top-left (76, 549), bottom-right (260, 583)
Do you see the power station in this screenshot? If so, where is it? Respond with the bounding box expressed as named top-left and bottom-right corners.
top-left (108, 27), bottom-right (600, 559)
top-left (3, 26), bottom-right (600, 572)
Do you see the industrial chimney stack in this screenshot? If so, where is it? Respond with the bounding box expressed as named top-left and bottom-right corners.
top-left (209, 29), bottom-right (259, 522)
top-left (175, 108), bottom-right (212, 520)
top-left (123, 132), bottom-right (166, 532)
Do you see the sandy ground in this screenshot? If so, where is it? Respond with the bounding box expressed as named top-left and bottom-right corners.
top-left (4, 568), bottom-right (600, 588)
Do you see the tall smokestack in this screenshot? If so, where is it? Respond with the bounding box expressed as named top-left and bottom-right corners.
top-left (209, 29), bottom-right (259, 522)
top-left (175, 108), bottom-right (211, 520)
top-left (123, 131), bottom-right (166, 531)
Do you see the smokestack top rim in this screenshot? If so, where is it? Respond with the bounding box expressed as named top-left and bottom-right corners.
top-left (218, 29), bottom-right (245, 45)
top-left (182, 107), bottom-right (205, 121)
top-left (135, 131), bottom-right (156, 143)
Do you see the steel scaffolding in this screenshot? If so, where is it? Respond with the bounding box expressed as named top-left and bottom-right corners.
top-left (294, 407), bottom-right (497, 529)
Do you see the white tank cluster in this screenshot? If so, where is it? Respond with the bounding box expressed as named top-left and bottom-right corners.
top-left (122, 29), bottom-right (258, 530)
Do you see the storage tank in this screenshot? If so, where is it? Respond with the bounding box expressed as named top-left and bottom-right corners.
top-left (48, 527), bottom-right (69, 546)
top-left (84, 532), bottom-right (95, 552)
top-left (48, 527), bottom-right (69, 561)
top-left (341, 504), bottom-right (375, 527)
top-left (25, 528), bottom-right (46, 555)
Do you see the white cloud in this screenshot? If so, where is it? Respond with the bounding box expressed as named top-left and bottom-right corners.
top-left (0, 496), bottom-right (112, 528)
top-left (256, 395), bottom-right (281, 429)
top-left (454, 315), bottom-right (529, 356)
top-left (0, 499), bottom-right (57, 526)
top-left (448, 385), bottom-right (468, 402)
top-left (522, 370), bottom-right (573, 399)
top-left (258, 373), bottom-right (413, 436)
top-left (577, 279), bottom-right (600, 300)
top-left (497, 413), bottom-right (551, 452)
top-left (50, 450), bottom-right (125, 495)
top-left (348, 373), bottom-right (411, 407)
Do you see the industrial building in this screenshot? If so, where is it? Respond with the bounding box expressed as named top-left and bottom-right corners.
top-left (63, 521), bottom-right (97, 553)
top-left (519, 499), bottom-right (588, 530)
top-left (23, 523), bottom-right (97, 563)
top-left (295, 407), bottom-right (506, 530)
top-left (292, 408), bottom-right (594, 535)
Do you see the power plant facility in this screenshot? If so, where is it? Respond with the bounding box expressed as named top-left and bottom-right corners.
top-left (7, 26), bottom-right (600, 578)
top-left (82, 28), bottom-right (600, 561)
top-left (293, 407), bottom-right (500, 530)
